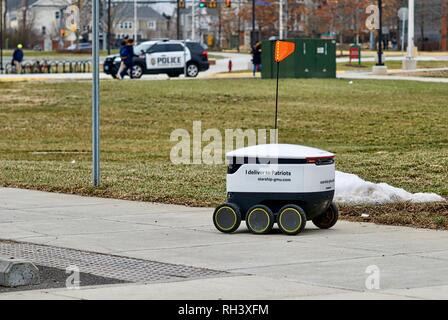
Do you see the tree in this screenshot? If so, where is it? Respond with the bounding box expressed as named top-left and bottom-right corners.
top-left (238, 0), bottom-right (282, 40)
top-left (77, 0), bottom-right (126, 42)
top-left (17, 0), bottom-right (38, 47)
top-left (442, 0), bottom-right (447, 50)
top-left (414, 0), bottom-right (444, 50)
top-left (314, 0), bottom-right (373, 44)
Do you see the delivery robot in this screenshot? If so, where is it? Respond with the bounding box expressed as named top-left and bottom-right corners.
top-left (213, 144), bottom-right (338, 235)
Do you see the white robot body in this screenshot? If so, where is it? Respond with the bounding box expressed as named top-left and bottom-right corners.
top-left (213, 144), bottom-right (338, 235)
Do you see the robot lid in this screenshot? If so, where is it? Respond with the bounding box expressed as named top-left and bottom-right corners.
top-left (226, 144), bottom-right (334, 161)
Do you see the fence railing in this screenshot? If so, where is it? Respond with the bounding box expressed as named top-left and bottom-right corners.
top-left (5, 60), bottom-right (93, 74)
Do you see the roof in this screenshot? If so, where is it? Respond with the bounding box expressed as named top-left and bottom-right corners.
top-left (8, 0), bottom-right (70, 10)
top-left (226, 144), bottom-right (334, 159)
top-left (31, 0), bottom-right (71, 7)
top-left (7, 0), bottom-right (39, 11)
top-left (114, 3), bottom-right (166, 20)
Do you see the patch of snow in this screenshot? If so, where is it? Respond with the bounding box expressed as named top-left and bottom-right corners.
top-left (335, 171), bottom-right (445, 205)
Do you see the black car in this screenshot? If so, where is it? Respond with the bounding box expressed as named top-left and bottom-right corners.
top-left (103, 40), bottom-right (209, 78)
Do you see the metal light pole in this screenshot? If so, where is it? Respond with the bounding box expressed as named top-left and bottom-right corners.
top-left (237, 0), bottom-right (241, 51)
top-left (0, 0), bottom-right (4, 74)
top-left (107, 0), bottom-right (111, 55)
top-left (397, 7), bottom-right (408, 53)
top-left (192, 0), bottom-right (195, 41)
top-left (407, 0), bottom-right (415, 58)
top-left (403, 0), bottom-right (416, 69)
top-left (176, 0), bottom-right (180, 40)
top-left (284, 0), bottom-right (288, 39)
top-left (92, 0), bottom-right (100, 187)
top-left (279, 0), bottom-right (283, 39)
top-left (401, 15), bottom-right (406, 52)
top-left (376, 0), bottom-right (384, 66)
top-left (251, 0), bottom-right (256, 45)
top-left (134, 0), bottom-right (138, 42)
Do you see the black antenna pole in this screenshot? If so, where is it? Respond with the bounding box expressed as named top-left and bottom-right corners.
top-left (275, 61), bottom-right (280, 130)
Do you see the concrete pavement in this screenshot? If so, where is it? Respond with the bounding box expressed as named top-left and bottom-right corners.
top-left (2, 51), bottom-right (448, 83)
top-left (1, 187), bottom-right (448, 299)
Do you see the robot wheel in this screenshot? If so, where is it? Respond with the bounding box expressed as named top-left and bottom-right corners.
top-left (277, 204), bottom-right (307, 236)
top-left (213, 203), bottom-right (242, 233)
top-left (312, 202), bottom-right (339, 229)
top-left (246, 205), bottom-right (275, 235)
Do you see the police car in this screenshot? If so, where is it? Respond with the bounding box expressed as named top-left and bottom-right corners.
top-left (103, 40), bottom-right (209, 79)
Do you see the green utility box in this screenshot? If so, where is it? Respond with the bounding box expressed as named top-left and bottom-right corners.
top-left (261, 38), bottom-right (337, 79)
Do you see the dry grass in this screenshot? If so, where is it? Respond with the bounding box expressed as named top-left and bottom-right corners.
top-left (338, 60), bottom-right (448, 72)
top-left (1, 79), bottom-right (447, 230)
top-left (393, 70), bottom-right (448, 79)
top-left (340, 201), bottom-right (448, 229)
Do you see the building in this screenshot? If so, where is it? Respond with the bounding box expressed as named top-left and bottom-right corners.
top-left (176, 4), bottom-right (253, 50)
top-left (4, 0), bottom-right (175, 49)
top-left (178, 6), bottom-right (219, 45)
top-left (5, 0), bottom-right (72, 49)
top-left (111, 2), bottom-right (174, 42)
top-left (6, 0), bottom-right (71, 37)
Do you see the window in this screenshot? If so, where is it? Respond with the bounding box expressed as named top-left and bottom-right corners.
top-left (149, 44), bottom-right (168, 53)
top-left (120, 22), bottom-right (133, 29)
top-left (167, 44), bottom-right (184, 52)
top-left (148, 21), bottom-right (156, 30)
top-left (186, 42), bottom-right (206, 53)
top-left (134, 43), bottom-right (152, 53)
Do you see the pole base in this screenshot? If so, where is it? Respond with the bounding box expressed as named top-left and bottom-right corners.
top-left (402, 58), bottom-right (417, 70)
top-left (372, 65), bottom-right (388, 75)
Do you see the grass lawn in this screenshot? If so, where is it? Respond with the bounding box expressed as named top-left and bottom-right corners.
top-left (0, 78), bottom-right (447, 228)
top-left (338, 60), bottom-right (448, 72)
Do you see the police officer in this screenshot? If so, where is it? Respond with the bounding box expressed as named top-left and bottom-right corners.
top-left (251, 42), bottom-right (262, 77)
top-left (120, 38), bottom-right (135, 79)
top-left (116, 40), bottom-right (127, 79)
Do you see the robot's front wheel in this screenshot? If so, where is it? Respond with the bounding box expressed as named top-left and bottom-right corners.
top-left (213, 203), bottom-right (242, 233)
top-left (312, 202), bottom-right (339, 229)
top-left (246, 205), bottom-right (275, 235)
top-left (277, 204), bottom-right (307, 236)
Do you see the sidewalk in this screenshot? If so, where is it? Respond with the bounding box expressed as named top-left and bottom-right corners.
top-left (338, 70), bottom-right (448, 83)
top-left (1, 187), bottom-right (448, 299)
top-left (2, 68), bottom-right (447, 83)
top-left (0, 51), bottom-right (252, 83)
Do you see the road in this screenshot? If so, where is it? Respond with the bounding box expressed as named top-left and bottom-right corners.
top-left (0, 51), bottom-right (252, 82)
top-left (2, 51), bottom-right (448, 83)
top-left (1, 187), bottom-right (447, 300)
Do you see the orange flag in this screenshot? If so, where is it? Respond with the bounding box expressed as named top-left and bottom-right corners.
top-left (275, 40), bottom-right (296, 63)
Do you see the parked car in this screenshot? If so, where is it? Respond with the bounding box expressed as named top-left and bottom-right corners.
top-left (66, 43), bottom-right (92, 53)
top-left (103, 39), bottom-right (209, 78)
